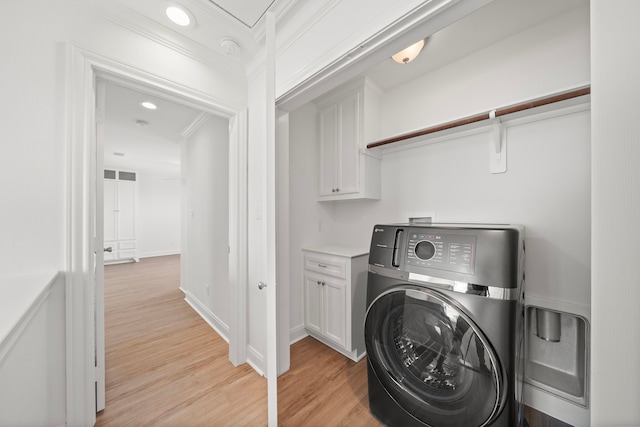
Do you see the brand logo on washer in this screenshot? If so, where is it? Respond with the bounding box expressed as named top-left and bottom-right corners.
top-left (374, 228), bottom-right (384, 233)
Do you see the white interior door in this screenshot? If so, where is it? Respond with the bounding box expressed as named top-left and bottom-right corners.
top-left (94, 79), bottom-right (106, 412)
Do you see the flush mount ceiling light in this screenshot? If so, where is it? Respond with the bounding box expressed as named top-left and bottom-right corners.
top-left (391, 39), bottom-right (426, 64)
top-left (165, 4), bottom-right (196, 28)
top-left (141, 101), bottom-right (157, 110)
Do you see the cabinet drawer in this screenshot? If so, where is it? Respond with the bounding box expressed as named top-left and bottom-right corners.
top-left (304, 253), bottom-right (346, 279)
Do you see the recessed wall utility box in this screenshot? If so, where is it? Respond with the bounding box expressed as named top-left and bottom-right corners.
top-left (525, 306), bottom-right (589, 407)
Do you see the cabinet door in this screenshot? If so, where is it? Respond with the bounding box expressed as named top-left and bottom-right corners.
top-left (318, 104), bottom-right (338, 196)
top-left (304, 275), bottom-right (323, 335)
top-left (103, 179), bottom-right (117, 242)
top-left (117, 180), bottom-right (136, 241)
top-left (336, 92), bottom-right (360, 195)
top-left (323, 278), bottom-right (347, 348)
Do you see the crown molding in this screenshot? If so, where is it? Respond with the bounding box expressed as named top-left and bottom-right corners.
top-left (181, 112), bottom-right (213, 139)
top-left (65, 0), bottom-right (247, 74)
top-left (245, 0), bottom-right (339, 86)
top-left (250, 0), bottom-right (310, 43)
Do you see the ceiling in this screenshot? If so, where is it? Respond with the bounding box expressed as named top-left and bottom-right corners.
top-left (103, 81), bottom-right (201, 178)
top-left (101, 0), bottom-right (588, 177)
top-left (208, 0), bottom-right (278, 28)
top-left (79, 0), bottom-right (298, 65)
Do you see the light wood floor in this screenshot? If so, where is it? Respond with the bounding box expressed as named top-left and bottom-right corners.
top-left (96, 255), bottom-right (570, 427)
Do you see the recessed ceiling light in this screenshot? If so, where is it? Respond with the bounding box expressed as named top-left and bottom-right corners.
top-left (165, 5), bottom-right (195, 27)
top-left (141, 101), bottom-right (157, 110)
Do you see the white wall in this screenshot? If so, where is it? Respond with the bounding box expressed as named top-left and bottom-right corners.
top-left (136, 172), bottom-right (181, 258)
top-left (591, 1), bottom-right (640, 425)
top-left (379, 5), bottom-right (590, 141)
top-left (0, 274), bottom-right (66, 427)
top-left (181, 116), bottom-right (230, 336)
top-left (0, 1), bottom-right (245, 422)
top-left (287, 102), bottom-right (322, 338)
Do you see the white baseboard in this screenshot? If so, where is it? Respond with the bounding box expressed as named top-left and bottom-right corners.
top-left (289, 324), bottom-right (308, 345)
top-left (138, 250), bottom-right (180, 259)
top-left (246, 345), bottom-right (265, 376)
top-left (182, 288), bottom-right (229, 343)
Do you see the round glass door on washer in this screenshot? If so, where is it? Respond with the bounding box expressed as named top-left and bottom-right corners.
top-left (365, 224), bottom-right (525, 427)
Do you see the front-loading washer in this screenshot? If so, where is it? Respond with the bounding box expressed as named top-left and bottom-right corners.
top-left (365, 224), bottom-right (525, 427)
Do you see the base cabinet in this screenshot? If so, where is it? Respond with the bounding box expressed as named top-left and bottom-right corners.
top-left (302, 246), bottom-right (368, 361)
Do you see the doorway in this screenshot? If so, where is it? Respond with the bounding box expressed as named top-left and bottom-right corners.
top-left (66, 46), bottom-right (249, 426)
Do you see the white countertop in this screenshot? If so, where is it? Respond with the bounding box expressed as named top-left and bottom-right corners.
top-left (302, 245), bottom-right (369, 258)
top-left (0, 271), bottom-right (59, 347)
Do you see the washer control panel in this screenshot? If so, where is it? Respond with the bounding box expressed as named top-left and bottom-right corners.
top-left (406, 231), bottom-right (476, 274)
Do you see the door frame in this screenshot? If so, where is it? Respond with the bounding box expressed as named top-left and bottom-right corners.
top-left (65, 44), bottom-right (248, 425)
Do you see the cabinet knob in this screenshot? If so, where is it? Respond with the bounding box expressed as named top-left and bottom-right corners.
top-left (317, 280), bottom-right (321, 285)
top-left (322, 281), bottom-right (326, 286)
top-left (258, 281), bottom-right (267, 290)
top-left (336, 188), bottom-right (340, 192)
top-left (332, 188), bottom-right (336, 193)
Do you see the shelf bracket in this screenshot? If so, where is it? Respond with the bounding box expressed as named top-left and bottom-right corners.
top-left (489, 110), bottom-right (507, 174)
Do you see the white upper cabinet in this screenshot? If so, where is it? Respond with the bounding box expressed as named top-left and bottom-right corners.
top-left (315, 78), bottom-right (382, 201)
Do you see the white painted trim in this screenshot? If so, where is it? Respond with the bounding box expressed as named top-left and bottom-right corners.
top-left (181, 112), bottom-right (212, 140)
top-left (182, 289), bottom-right (230, 342)
top-left (246, 345), bottom-right (265, 377)
top-left (228, 109), bottom-right (249, 367)
top-left (0, 272), bottom-right (61, 366)
top-left (265, 12), bottom-right (278, 427)
top-left (66, 43), bottom-right (100, 427)
top-left (289, 324), bottom-right (308, 345)
top-left (74, 47), bottom-right (241, 118)
top-left (276, 110), bottom-right (291, 376)
top-left (246, 0), bottom-right (342, 83)
top-left (66, 44), bottom-right (248, 426)
top-left (137, 250), bottom-right (181, 259)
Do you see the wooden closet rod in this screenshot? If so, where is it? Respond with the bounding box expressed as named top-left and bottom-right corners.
top-left (366, 85), bottom-right (591, 149)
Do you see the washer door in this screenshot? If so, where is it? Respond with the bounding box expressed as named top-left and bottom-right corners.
top-left (365, 286), bottom-right (503, 427)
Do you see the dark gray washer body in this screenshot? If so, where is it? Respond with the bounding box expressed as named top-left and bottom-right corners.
top-left (365, 223), bottom-right (525, 427)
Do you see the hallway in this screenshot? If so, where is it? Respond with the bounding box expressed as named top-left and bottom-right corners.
top-left (97, 255), bottom-right (267, 426)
